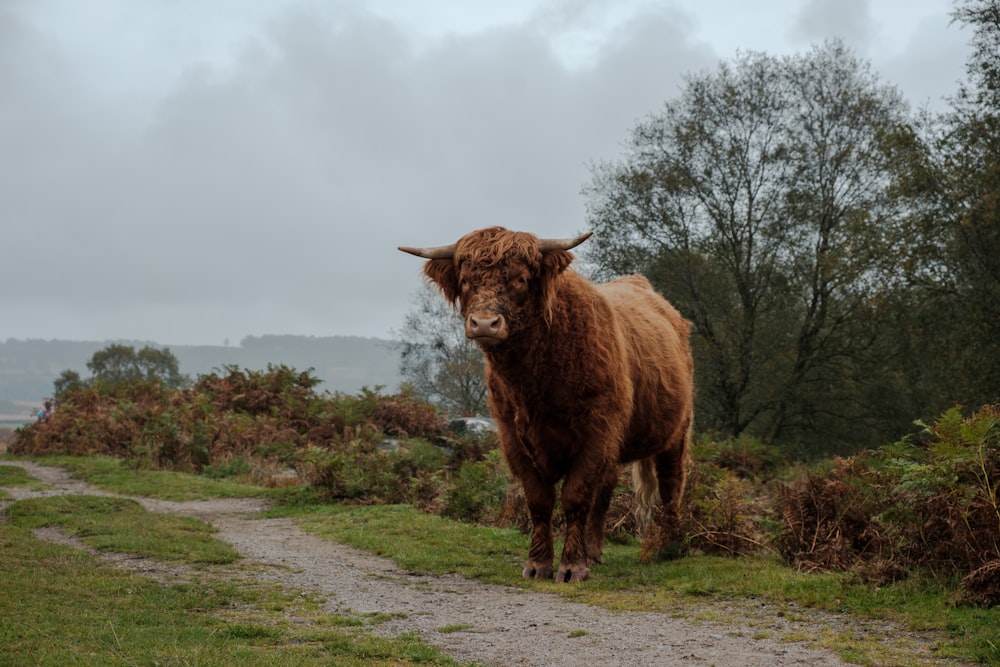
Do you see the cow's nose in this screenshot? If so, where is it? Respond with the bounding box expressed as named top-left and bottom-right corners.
top-left (468, 313), bottom-right (503, 337)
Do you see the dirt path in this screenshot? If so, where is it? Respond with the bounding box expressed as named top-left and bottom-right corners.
top-left (0, 461), bottom-right (956, 666)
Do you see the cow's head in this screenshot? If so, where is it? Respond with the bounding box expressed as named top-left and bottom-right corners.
top-left (399, 226), bottom-right (591, 346)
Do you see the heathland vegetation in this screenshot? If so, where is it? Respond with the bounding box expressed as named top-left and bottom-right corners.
top-left (4, 361), bottom-right (999, 663)
top-left (0, 335), bottom-right (402, 422)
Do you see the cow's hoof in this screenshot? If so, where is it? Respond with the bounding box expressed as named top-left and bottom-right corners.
top-left (555, 565), bottom-right (590, 583)
top-left (522, 562), bottom-right (553, 580)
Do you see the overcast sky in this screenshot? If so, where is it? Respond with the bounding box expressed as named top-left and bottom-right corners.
top-left (1, 0), bottom-right (971, 346)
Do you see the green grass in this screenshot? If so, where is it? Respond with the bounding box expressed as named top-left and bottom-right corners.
top-left (7, 494), bottom-right (241, 564)
top-left (274, 504), bottom-right (526, 583)
top-left (0, 522), bottom-right (464, 666)
top-left (0, 463), bottom-right (51, 491)
top-left (39, 454), bottom-right (271, 500)
top-left (271, 503), bottom-right (1000, 666)
top-left (437, 624), bottom-right (475, 634)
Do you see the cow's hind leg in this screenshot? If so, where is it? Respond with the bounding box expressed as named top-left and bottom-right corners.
top-left (585, 465), bottom-right (620, 567)
top-left (654, 445), bottom-right (687, 555)
top-left (640, 428), bottom-right (691, 562)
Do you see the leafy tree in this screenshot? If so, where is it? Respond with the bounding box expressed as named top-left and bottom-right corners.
top-left (923, 0), bottom-right (1000, 406)
top-left (85, 344), bottom-right (189, 389)
top-left (584, 41), bottom-right (920, 454)
top-left (396, 285), bottom-right (487, 416)
top-left (883, 1), bottom-right (1000, 418)
top-left (953, 0), bottom-right (1000, 106)
top-left (52, 369), bottom-right (84, 399)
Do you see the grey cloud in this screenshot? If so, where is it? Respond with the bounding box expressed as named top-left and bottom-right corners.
top-left (789, 0), bottom-right (875, 51)
top-left (878, 12), bottom-right (969, 110)
top-left (1, 1), bottom-right (959, 345)
top-left (1, 2), bottom-right (715, 343)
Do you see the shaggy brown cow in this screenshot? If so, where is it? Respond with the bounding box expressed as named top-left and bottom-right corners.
top-left (399, 226), bottom-right (694, 583)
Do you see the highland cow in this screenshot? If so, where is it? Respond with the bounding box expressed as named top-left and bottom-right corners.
top-left (400, 227), bottom-right (694, 582)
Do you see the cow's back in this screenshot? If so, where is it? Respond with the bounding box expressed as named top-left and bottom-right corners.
top-left (596, 275), bottom-right (694, 462)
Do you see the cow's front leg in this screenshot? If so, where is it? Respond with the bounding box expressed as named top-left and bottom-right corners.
top-left (555, 467), bottom-right (599, 583)
top-left (520, 475), bottom-right (556, 580)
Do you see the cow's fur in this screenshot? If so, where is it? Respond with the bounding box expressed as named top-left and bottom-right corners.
top-left (406, 226), bottom-right (694, 583)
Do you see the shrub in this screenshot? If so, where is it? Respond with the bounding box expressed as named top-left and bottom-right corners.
top-left (959, 559), bottom-right (1000, 607)
top-left (193, 364), bottom-right (320, 418)
top-left (878, 405), bottom-right (1000, 572)
top-left (298, 441), bottom-right (406, 503)
top-left (770, 456), bottom-right (884, 572)
top-left (685, 464), bottom-right (766, 557)
top-left (694, 434), bottom-right (781, 479)
top-left (371, 388), bottom-right (446, 438)
top-left (401, 439), bottom-right (448, 472)
top-left (442, 452), bottom-right (509, 523)
top-left (769, 405), bottom-right (1000, 590)
top-left (202, 456), bottom-right (252, 480)
top-left (10, 384), bottom-right (171, 458)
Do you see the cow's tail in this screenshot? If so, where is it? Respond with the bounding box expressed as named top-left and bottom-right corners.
top-left (632, 420), bottom-right (694, 530)
top-left (632, 458), bottom-right (660, 529)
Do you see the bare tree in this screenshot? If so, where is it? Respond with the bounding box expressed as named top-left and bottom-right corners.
top-left (396, 284), bottom-right (487, 416)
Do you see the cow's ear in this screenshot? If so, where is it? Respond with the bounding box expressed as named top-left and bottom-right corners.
top-left (539, 250), bottom-right (573, 324)
top-left (541, 249), bottom-right (574, 277)
top-left (424, 259), bottom-right (460, 305)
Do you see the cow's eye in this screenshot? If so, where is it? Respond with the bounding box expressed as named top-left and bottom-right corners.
top-left (513, 276), bottom-right (528, 288)
top-left (460, 279), bottom-right (471, 291)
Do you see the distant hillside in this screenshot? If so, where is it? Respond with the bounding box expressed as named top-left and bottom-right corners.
top-left (0, 336), bottom-right (404, 418)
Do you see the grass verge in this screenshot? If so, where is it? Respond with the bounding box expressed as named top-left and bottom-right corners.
top-left (0, 521), bottom-right (463, 666)
top-left (25, 454), bottom-right (271, 500)
top-left (0, 463), bottom-right (52, 492)
top-left (7, 494), bottom-right (240, 563)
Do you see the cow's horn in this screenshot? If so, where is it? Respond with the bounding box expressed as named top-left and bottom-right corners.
top-left (398, 244), bottom-right (457, 260)
top-left (537, 231), bottom-right (593, 253)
